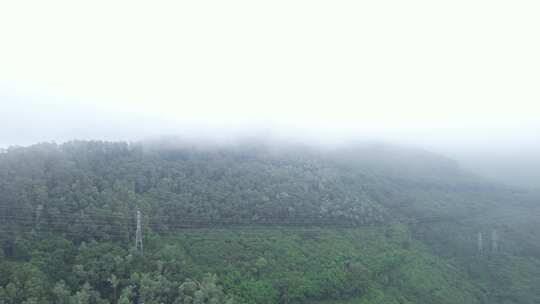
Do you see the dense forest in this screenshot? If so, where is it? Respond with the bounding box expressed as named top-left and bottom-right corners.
top-left (1, 140), bottom-right (540, 304)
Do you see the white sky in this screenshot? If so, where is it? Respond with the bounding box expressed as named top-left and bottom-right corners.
top-left (1, 0), bottom-right (539, 153)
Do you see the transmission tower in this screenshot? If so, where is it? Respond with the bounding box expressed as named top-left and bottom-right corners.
top-left (477, 232), bottom-right (484, 257)
top-left (491, 229), bottom-right (498, 253)
top-left (135, 209), bottom-right (143, 255)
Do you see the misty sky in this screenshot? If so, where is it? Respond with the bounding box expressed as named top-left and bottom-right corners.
top-left (1, 1), bottom-right (539, 165)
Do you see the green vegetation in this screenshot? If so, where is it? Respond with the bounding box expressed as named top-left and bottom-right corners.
top-left (1, 141), bottom-right (539, 303)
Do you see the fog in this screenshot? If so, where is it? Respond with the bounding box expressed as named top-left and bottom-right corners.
top-left (1, 1), bottom-right (539, 188)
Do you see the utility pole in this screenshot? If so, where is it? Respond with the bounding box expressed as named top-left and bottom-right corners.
top-left (135, 209), bottom-right (143, 255)
top-left (491, 229), bottom-right (498, 254)
top-left (477, 232), bottom-right (484, 257)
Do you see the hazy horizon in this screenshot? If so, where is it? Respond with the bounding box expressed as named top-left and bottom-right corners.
top-left (1, 1), bottom-right (539, 188)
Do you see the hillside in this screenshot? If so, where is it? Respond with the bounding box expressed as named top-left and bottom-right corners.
top-left (1, 141), bottom-right (539, 304)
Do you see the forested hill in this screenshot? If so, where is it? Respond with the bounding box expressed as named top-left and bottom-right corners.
top-left (1, 140), bottom-right (539, 304)
top-left (0, 140), bottom-right (511, 227)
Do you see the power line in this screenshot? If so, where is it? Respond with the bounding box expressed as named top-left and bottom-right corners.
top-left (2, 204), bottom-right (538, 240)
